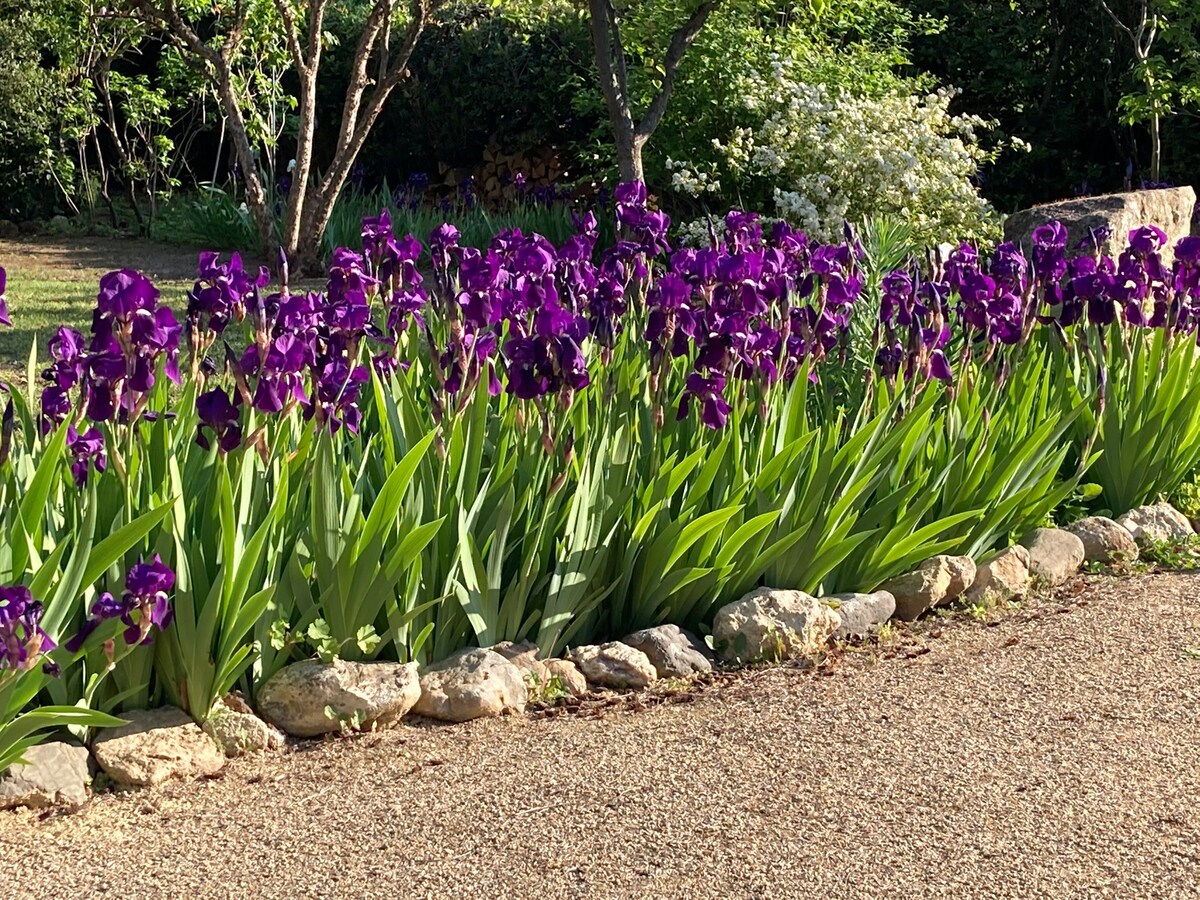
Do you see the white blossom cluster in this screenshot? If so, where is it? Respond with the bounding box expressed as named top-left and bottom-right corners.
top-left (670, 54), bottom-right (1004, 244)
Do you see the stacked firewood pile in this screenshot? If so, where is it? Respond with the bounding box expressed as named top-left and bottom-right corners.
top-left (439, 140), bottom-right (567, 204)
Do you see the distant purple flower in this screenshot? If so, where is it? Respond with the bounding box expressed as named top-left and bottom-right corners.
top-left (725, 211), bottom-right (762, 254)
top-left (880, 272), bottom-right (913, 324)
top-left (362, 209), bottom-right (407, 284)
top-left (614, 181), bottom-right (670, 255)
top-left (429, 224), bottom-right (461, 274)
top-left (1074, 226), bottom-right (1111, 253)
top-left (572, 210), bottom-right (598, 237)
top-left (614, 181), bottom-right (646, 208)
top-left (327, 247), bottom-right (378, 307)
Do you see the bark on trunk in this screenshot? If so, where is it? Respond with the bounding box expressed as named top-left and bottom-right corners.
top-left (1150, 114), bottom-right (1161, 183)
top-left (216, 74), bottom-right (275, 256)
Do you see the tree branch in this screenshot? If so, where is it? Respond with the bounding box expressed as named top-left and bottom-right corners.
top-left (587, 0), bottom-right (635, 139)
top-left (272, 0), bottom-right (308, 77)
top-left (129, 0), bottom-right (220, 72)
top-left (635, 0), bottom-right (722, 142)
top-left (332, 0), bottom-right (393, 160)
top-left (322, 0), bottom-right (437, 196)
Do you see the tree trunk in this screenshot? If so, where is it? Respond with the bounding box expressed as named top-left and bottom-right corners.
top-left (587, 0), bottom-right (720, 187)
top-left (1149, 114), bottom-right (1161, 183)
top-left (618, 136), bottom-right (645, 184)
top-left (215, 73), bottom-right (276, 256)
top-left (279, 56), bottom-right (320, 264)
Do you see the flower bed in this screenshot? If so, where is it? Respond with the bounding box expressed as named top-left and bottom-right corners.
top-left (1, 183), bottom-right (1199, 771)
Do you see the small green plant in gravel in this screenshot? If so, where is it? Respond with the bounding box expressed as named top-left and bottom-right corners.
top-left (1133, 538), bottom-right (1200, 572)
top-left (526, 673), bottom-right (570, 706)
top-left (324, 705), bottom-right (367, 734)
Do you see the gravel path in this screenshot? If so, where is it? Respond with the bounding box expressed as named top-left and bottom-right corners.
top-left (4, 573), bottom-right (1200, 899)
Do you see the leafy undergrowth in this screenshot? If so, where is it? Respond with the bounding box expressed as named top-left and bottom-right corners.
top-left (1073, 536), bottom-right (1200, 578)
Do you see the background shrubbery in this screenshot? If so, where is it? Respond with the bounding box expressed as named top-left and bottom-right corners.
top-left (1, 0), bottom-right (1196, 242)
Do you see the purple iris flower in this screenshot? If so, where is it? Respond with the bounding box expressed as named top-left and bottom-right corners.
top-left (1074, 226), bottom-right (1111, 253)
top-left (646, 272), bottom-right (696, 360)
top-left (677, 372), bottom-right (731, 430)
top-left (362, 209), bottom-right (404, 282)
top-left (876, 341), bottom-right (904, 379)
top-left (188, 252), bottom-right (270, 333)
top-left (67, 425), bottom-right (107, 487)
top-left (614, 181), bottom-right (647, 209)
top-left (64, 592), bottom-right (121, 653)
top-left (95, 269), bottom-right (159, 323)
top-left (880, 272), bottom-right (913, 324)
top-left (1128, 225), bottom-right (1167, 257)
top-left (46, 327), bottom-right (86, 387)
top-left (1173, 236), bottom-right (1200, 295)
top-left (429, 224), bottom-right (461, 274)
top-left (990, 242), bottom-right (1029, 294)
top-left (572, 210), bottom-right (599, 237)
top-left (725, 211), bottom-right (763, 253)
top-left (39, 387), bottom-right (71, 432)
top-left (327, 247), bottom-right (378, 305)
top-left (1177, 235), bottom-right (1200, 266)
top-left (584, 278), bottom-right (626, 351)
top-left (943, 244), bottom-right (980, 293)
top-left (0, 266), bottom-right (9, 327)
top-left (307, 361), bottom-right (369, 434)
top-left (121, 556), bottom-right (176, 647)
top-left (928, 351), bottom-right (953, 383)
top-left (0, 586), bottom-right (56, 672)
top-left (673, 248), bottom-right (720, 284)
top-left (502, 335), bottom-right (551, 400)
top-left (1031, 221), bottom-right (1069, 282)
top-left (67, 557), bottom-right (175, 651)
top-left (196, 388), bottom-right (243, 452)
top-left (614, 181), bottom-right (670, 255)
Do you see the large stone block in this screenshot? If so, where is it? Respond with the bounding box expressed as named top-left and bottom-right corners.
top-left (1004, 186), bottom-right (1196, 259)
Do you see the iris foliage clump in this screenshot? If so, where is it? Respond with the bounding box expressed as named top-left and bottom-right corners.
top-left (2, 185), bottom-right (1200, 765)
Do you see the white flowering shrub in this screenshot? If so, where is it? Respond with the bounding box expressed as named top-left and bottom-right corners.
top-left (668, 53), bottom-right (1005, 245)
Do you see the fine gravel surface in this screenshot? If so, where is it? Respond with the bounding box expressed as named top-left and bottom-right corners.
top-left (4, 573), bottom-right (1200, 899)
